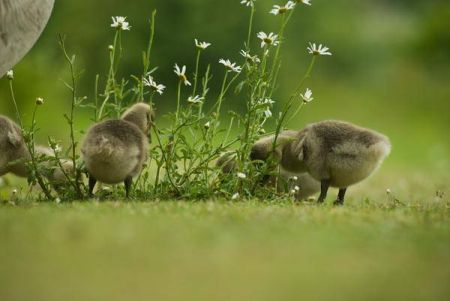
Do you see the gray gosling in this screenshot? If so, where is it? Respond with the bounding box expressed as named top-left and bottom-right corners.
top-left (250, 121), bottom-right (391, 205)
top-left (0, 115), bottom-right (30, 177)
top-left (1, 115), bottom-right (73, 185)
top-left (216, 132), bottom-right (320, 200)
top-left (81, 103), bottom-right (154, 198)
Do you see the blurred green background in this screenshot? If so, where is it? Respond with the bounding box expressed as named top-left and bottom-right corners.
top-left (0, 0), bottom-right (449, 173)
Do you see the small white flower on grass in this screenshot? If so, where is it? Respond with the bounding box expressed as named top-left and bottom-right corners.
top-left (262, 98), bottom-right (275, 105)
top-left (187, 95), bottom-right (204, 104)
top-left (231, 193), bottom-right (240, 200)
top-left (35, 97), bottom-right (44, 105)
top-left (204, 121), bottom-right (211, 129)
top-left (54, 144), bottom-right (62, 154)
top-left (296, 0), bottom-right (312, 5)
top-left (386, 189), bottom-right (392, 195)
top-left (55, 197), bottom-right (62, 204)
top-left (257, 32), bottom-right (279, 48)
top-left (174, 64), bottom-right (192, 86)
top-left (300, 88), bottom-right (314, 103)
top-left (219, 59), bottom-right (242, 73)
top-left (6, 70), bottom-right (14, 80)
top-left (290, 176), bottom-right (298, 181)
top-left (143, 76), bottom-right (166, 95)
top-left (108, 45), bottom-right (114, 51)
top-left (264, 109), bottom-right (273, 118)
top-left (241, 0), bottom-right (255, 7)
top-left (294, 185), bottom-right (300, 192)
top-left (111, 16), bottom-right (131, 31)
top-left (195, 39), bottom-right (211, 50)
top-left (237, 172), bottom-right (247, 179)
top-left (240, 50), bottom-right (261, 64)
top-left (270, 1), bottom-right (296, 15)
top-left (307, 42), bottom-right (332, 56)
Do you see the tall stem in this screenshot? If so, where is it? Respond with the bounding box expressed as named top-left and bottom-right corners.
top-left (246, 5), bottom-right (255, 49)
top-left (192, 50), bottom-right (202, 96)
top-left (215, 71), bottom-right (229, 119)
top-left (8, 81), bottom-right (23, 128)
top-left (175, 81), bottom-right (182, 121)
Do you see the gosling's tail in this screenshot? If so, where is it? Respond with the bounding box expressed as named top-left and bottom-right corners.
top-left (82, 135), bottom-right (125, 163)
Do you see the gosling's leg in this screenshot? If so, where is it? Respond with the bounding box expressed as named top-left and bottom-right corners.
top-left (317, 179), bottom-right (330, 203)
top-left (124, 176), bottom-right (133, 198)
top-left (334, 188), bottom-right (347, 206)
top-left (88, 175), bottom-right (97, 197)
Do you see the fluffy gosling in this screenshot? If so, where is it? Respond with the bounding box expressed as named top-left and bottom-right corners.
top-left (0, 115), bottom-right (30, 177)
top-left (1, 116), bottom-right (72, 186)
top-left (251, 121), bottom-right (391, 205)
top-left (216, 132), bottom-right (320, 200)
top-left (81, 103), bottom-right (154, 197)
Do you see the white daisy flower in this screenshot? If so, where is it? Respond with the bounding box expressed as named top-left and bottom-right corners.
top-left (237, 172), bottom-right (247, 179)
top-left (262, 98), bottom-right (275, 105)
top-left (143, 76), bottom-right (166, 95)
top-left (111, 16), bottom-right (131, 31)
top-left (174, 64), bottom-right (192, 86)
top-left (240, 50), bottom-right (261, 64)
top-left (219, 59), bottom-right (242, 73)
top-left (300, 88), bottom-right (314, 103)
top-left (307, 42), bottom-right (332, 56)
top-left (6, 70), bottom-right (14, 80)
top-left (257, 32), bottom-right (279, 48)
top-left (231, 192), bottom-right (240, 200)
top-left (270, 1), bottom-right (296, 15)
top-left (195, 39), bottom-right (211, 50)
top-left (187, 95), bottom-right (204, 104)
top-left (240, 0), bottom-right (255, 7)
top-left (296, 0), bottom-right (312, 6)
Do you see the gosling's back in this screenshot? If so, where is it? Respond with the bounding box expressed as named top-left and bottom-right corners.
top-left (81, 119), bottom-right (148, 184)
top-left (300, 120), bottom-right (391, 187)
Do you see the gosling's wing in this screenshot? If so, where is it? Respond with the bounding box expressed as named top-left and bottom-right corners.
top-left (0, 0), bottom-right (55, 77)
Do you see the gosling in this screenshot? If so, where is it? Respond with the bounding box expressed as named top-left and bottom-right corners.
top-left (251, 121), bottom-right (391, 205)
top-left (1, 115), bottom-right (73, 185)
top-left (0, 115), bottom-right (29, 177)
top-left (81, 103), bottom-right (154, 198)
top-left (216, 135), bottom-right (320, 200)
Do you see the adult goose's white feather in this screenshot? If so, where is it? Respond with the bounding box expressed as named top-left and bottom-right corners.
top-left (0, 0), bottom-right (55, 77)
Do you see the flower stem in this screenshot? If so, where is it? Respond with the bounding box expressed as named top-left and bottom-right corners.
top-left (192, 50), bottom-right (202, 96)
top-left (175, 81), bottom-right (182, 121)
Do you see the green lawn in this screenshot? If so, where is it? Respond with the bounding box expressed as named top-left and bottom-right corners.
top-left (1, 183), bottom-right (449, 301)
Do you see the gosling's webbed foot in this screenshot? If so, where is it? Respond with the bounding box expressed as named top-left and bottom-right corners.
top-left (333, 188), bottom-right (347, 206)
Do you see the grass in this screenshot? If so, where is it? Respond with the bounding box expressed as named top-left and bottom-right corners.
top-left (0, 171), bottom-right (449, 301)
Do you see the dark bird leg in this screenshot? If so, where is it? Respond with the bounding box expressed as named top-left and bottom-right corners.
top-left (88, 175), bottom-right (97, 197)
top-left (124, 176), bottom-right (133, 198)
top-left (334, 188), bottom-right (347, 206)
top-left (317, 179), bottom-right (330, 203)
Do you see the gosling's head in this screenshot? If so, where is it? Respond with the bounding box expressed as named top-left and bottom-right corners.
top-left (121, 102), bottom-right (155, 136)
top-left (216, 151), bottom-right (237, 174)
